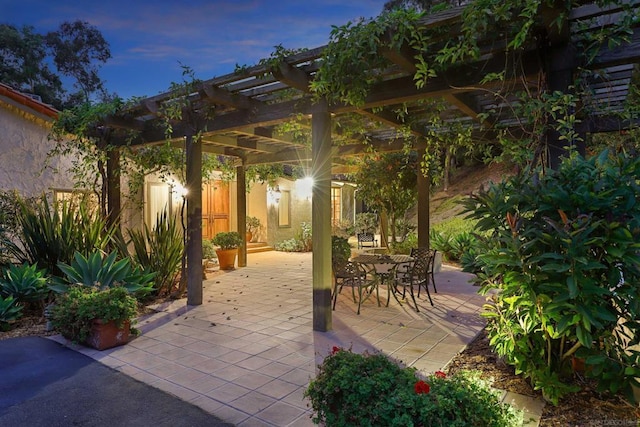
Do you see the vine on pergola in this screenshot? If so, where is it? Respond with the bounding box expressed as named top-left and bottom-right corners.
top-left (306, 0), bottom-right (639, 169)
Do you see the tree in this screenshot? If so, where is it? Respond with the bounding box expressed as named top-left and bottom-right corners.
top-left (45, 20), bottom-right (111, 104)
top-left (350, 152), bottom-right (418, 244)
top-left (0, 20), bottom-right (110, 108)
top-left (0, 24), bottom-right (64, 107)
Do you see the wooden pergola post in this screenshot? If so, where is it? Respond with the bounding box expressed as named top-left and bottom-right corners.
top-left (106, 147), bottom-right (121, 229)
top-left (185, 131), bottom-right (203, 306)
top-left (311, 107), bottom-right (332, 332)
top-left (236, 162), bottom-right (247, 268)
top-left (417, 147), bottom-right (430, 249)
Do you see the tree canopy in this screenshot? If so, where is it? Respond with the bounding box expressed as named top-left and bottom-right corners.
top-left (0, 20), bottom-right (111, 109)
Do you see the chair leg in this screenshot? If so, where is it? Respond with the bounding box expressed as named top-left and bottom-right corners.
top-left (422, 280), bottom-right (434, 306)
top-left (408, 281), bottom-right (420, 312)
top-left (430, 270), bottom-right (437, 293)
top-left (332, 280), bottom-right (338, 310)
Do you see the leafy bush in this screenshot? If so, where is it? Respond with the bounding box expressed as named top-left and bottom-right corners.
top-left (202, 239), bottom-right (217, 260)
top-left (51, 251), bottom-right (154, 295)
top-left (331, 219), bottom-right (353, 239)
top-left (393, 217), bottom-right (416, 242)
top-left (354, 212), bottom-right (377, 234)
top-left (13, 197), bottom-right (116, 277)
top-left (0, 263), bottom-right (50, 305)
top-left (212, 231), bottom-right (243, 250)
top-left (305, 347), bottom-right (521, 426)
top-left (430, 216), bottom-right (481, 262)
top-left (275, 223), bottom-right (313, 252)
top-left (389, 231), bottom-right (417, 254)
top-left (0, 295), bottom-right (23, 331)
top-left (296, 222), bottom-right (312, 251)
top-left (129, 210), bottom-right (182, 296)
top-left (462, 151), bottom-right (640, 405)
top-left (331, 236), bottom-right (351, 266)
top-left (49, 285), bottom-right (138, 343)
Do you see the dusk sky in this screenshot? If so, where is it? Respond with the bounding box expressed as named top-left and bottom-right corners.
top-left (2, 0), bottom-right (387, 100)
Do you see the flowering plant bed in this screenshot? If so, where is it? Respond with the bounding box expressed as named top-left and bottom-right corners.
top-left (305, 346), bottom-right (521, 426)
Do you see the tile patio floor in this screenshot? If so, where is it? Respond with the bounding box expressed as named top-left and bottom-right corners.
top-left (51, 251), bottom-right (544, 426)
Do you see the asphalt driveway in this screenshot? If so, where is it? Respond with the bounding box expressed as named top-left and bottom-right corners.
top-left (0, 336), bottom-right (233, 426)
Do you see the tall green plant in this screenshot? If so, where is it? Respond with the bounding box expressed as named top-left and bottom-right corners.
top-left (0, 263), bottom-right (50, 305)
top-left (463, 150), bottom-right (640, 405)
top-left (14, 197), bottom-right (116, 277)
top-left (51, 251), bottom-right (154, 295)
top-left (129, 210), bottom-right (183, 296)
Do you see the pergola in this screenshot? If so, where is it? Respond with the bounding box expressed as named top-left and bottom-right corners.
top-left (100, 2), bottom-right (639, 331)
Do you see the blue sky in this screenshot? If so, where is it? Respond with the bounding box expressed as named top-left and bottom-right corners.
top-left (2, 0), bottom-right (386, 99)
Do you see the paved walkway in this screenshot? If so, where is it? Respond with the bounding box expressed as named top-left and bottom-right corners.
top-left (50, 251), bottom-right (544, 426)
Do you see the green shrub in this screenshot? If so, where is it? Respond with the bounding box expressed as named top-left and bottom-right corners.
top-left (275, 223), bottom-right (313, 252)
top-left (212, 231), bottom-right (243, 250)
top-left (0, 263), bottom-right (50, 305)
top-left (49, 285), bottom-right (138, 343)
top-left (0, 295), bottom-right (23, 331)
top-left (129, 210), bottom-right (182, 296)
top-left (331, 219), bottom-right (353, 239)
top-left (14, 197), bottom-right (116, 277)
top-left (463, 150), bottom-right (640, 405)
top-left (430, 216), bottom-right (481, 262)
top-left (331, 236), bottom-right (351, 266)
top-left (389, 231), bottom-right (417, 254)
top-left (354, 212), bottom-right (377, 234)
top-left (202, 239), bottom-right (217, 260)
top-left (51, 251), bottom-right (154, 296)
top-left (296, 222), bottom-right (312, 251)
top-left (305, 347), bottom-right (522, 426)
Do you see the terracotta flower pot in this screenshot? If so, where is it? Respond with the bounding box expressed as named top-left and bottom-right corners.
top-left (86, 319), bottom-right (131, 351)
top-left (216, 248), bottom-right (238, 270)
top-left (246, 231), bottom-right (253, 242)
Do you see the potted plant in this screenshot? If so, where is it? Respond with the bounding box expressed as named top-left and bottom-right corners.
top-left (49, 286), bottom-right (138, 350)
top-left (212, 231), bottom-right (243, 270)
top-left (245, 216), bottom-right (262, 242)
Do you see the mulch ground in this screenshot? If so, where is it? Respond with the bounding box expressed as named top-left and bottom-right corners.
top-left (446, 329), bottom-right (640, 426)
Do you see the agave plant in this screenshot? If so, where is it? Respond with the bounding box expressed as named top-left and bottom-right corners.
top-left (0, 295), bottom-right (23, 331)
top-left (0, 263), bottom-right (50, 304)
top-left (51, 251), bottom-right (155, 295)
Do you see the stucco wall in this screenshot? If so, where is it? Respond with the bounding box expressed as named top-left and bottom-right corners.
top-left (0, 102), bottom-right (74, 197)
top-left (267, 178), bottom-right (312, 246)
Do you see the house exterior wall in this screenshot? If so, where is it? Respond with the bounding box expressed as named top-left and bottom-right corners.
top-left (267, 178), bottom-right (312, 246)
top-left (0, 100), bottom-right (74, 198)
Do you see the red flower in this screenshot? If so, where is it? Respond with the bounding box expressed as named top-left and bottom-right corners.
top-left (331, 346), bottom-right (341, 355)
top-left (414, 380), bottom-right (430, 394)
top-left (435, 371), bottom-right (447, 379)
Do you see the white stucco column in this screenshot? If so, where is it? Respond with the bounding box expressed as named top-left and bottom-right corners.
top-left (311, 108), bottom-right (332, 332)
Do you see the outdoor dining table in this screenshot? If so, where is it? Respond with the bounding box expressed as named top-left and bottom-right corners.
top-left (350, 253), bottom-right (414, 308)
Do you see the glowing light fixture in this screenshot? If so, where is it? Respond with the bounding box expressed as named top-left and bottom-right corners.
top-left (295, 177), bottom-right (314, 200)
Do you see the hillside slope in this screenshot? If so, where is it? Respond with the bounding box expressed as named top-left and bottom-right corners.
top-left (428, 161), bottom-right (514, 225)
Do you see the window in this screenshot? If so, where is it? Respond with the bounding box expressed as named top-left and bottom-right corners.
top-left (53, 189), bottom-right (98, 212)
top-left (146, 182), bottom-right (171, 229)
top-left (278, 190), bottom-right (291, 227)
top-left (331, 187), bottom-right (342, 226)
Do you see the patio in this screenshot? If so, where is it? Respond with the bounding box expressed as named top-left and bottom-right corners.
top-left (51, 251), bottom-right (543, 426)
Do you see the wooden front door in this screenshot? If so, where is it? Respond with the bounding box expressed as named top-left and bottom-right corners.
top-left (202, 180), bottom-right (229, 239)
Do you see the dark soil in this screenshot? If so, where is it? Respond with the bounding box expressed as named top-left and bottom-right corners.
top-left (446, 329), bottom-right (640, 426)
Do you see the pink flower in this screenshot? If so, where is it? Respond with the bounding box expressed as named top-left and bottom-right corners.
top-left (435, 371), bottom-right (447, 379)
top-left (331, 346), bottom-right (341, 355)
top-left (414, 380), bottom-right (430, 394)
